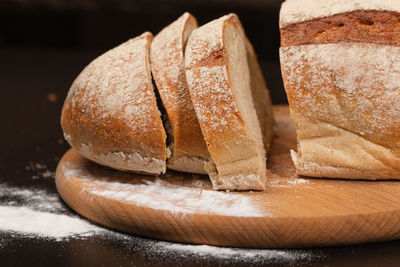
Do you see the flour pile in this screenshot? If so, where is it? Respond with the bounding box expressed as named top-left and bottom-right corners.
top-left (0, 184), bottom-right (105, 241)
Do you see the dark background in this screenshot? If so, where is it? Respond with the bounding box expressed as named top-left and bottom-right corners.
top-left (0, 0), bottom-right (286, 105)
top-left (2, 1), bottom-right (400, 266)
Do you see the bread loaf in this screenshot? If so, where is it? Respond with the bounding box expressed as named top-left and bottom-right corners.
top-left (150, 12), bottom-right (210, 174)
top-left (185, 14), bottom-right (274, 190)
top-left (61, 14), bottom-right (274, 189)
top-left (280, 0), bottom-right (400, 179)
top-left (61, 32), bottom-right (168, 175)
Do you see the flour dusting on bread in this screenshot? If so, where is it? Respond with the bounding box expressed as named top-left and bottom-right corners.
top-left (150, 13), bottom-right (210, 174)
top-left (280, 0), bottom-right (400, 28)
top-left (280, 43), bottom-right (400, 138)
top-left (186, 14), bottom-right (273, 190)
top-left (61, 32), bottom-right (167, 175)
top-left (280, 42), bottom-right (400, 179)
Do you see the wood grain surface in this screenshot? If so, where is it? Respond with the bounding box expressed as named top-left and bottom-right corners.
top-left (55, 105), bottom-right (400, 248)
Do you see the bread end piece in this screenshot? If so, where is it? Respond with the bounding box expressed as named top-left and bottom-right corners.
top-left (61, 32), bottom-right (167, 175)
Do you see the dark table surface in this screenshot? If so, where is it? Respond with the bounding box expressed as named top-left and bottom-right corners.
top-left (2, 47), bottom-right (400, 267)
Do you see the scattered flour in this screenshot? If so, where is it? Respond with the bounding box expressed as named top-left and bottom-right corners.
top-left (0, 184), bottom-right (105, 241)
top-left (268, 178), bottom-right (311, 188)
top-left (62, 162), bottom-right (263, 217)
top-left (146, 241), bottom-right (323, 264)
top-left (0, 206), bottom-right (102, 240)
top-left (286, 178), bottom-right (310, 185)
top-left (89, 179), bottom-right (262, 217)
top-left (0, 183), bottom-right (324, 264)
top-left (0, 184), bottom-right (63, 212)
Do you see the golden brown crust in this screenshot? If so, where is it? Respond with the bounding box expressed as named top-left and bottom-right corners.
top-left (280, 43), bottom-right (400, 179)
top-left (185, 14), bottom-right (255, 167)
top-left (280, 3), bottom-right (400, 179)
top-left (150, 12), bottom-right (209, 173)
top-left (61, 32), bottom-right (167, 174)
top-left (279, 0), bottom-right (400, 28)
top-left (281, 10), bottom-right (400, 47)
top-left (185, 14), bottom-right (273, 190)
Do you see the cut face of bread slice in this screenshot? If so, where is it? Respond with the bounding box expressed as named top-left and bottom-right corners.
top-left (61, 32), bottom-right (167, 175)
top-left (150, 12), bottom-right (210, 174)
top-left (280, 43), bottom-right (400, 179)
top-left (185, 14), bottom-right (273, 190)
top-left (245, 38), bottom-right (274, 158)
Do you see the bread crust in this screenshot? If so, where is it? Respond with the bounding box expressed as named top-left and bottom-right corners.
top-left (185, 14), bottom-right (273, 190)
top-left (61, 32), bottom-right (167, 175)
top-left (150, 12), bottom-right (209, 174)
top-left (281, 10), bottom-right (400, 47)
top-left (280, 0), bottom-right (400, 28)
top-left (280, 43), bottom-right (400, 179)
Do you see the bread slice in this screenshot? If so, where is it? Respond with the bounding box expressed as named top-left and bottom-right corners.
top-left (150, 12), bottom-right (210, 174)
top-left (61, 32), bottom-right (168, 175)
top-left (185, 14), bottom-right (274, 190)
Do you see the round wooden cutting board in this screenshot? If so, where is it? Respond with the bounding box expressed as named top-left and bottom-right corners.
top-left (56, 106), bottom-right (400, 248)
